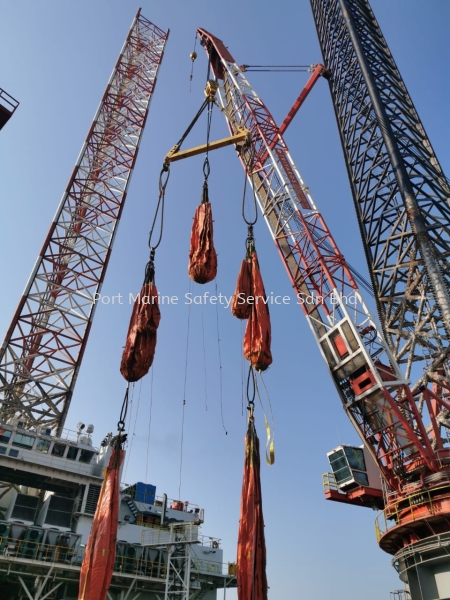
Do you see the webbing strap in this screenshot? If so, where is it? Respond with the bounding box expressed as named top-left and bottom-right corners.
top-left (255, 371), bottom-right (275, 465)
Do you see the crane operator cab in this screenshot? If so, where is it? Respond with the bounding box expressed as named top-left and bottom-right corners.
top-left (327, 444), bottom-right (382, 493)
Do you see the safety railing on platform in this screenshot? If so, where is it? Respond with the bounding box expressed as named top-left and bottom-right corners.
top-left (198, 533), bottom-right (221, 548)
top-left (390, 589), bottom-right (411, 600)
top-left (140, 523), bottom-right (199, 545)
top-left (375, 485), bottom-right (450, 541)
top-left (0, 536), bottom-right (79, 564)
top-left (322, 471), bottom-right (340, 493)
top-left (191, 558), bottom-right (222, 575)
top-left (139, 522), bottom-right (221, 548)
top-left (0, 536), bottom-right (232, 577)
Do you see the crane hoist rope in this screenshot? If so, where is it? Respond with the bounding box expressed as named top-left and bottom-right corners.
top-left (241, 147), bottom-right (258, 227)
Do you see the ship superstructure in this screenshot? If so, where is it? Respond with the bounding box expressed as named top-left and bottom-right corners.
top-left (0, 419), bottom-right (235, 599)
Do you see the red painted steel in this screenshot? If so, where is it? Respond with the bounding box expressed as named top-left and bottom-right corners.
top-left (197, 28), bottom-right (448, 497)
top-left (278, 64), bottom-right (327, 136)
top-left (0, 11), bottom-right (168, 433)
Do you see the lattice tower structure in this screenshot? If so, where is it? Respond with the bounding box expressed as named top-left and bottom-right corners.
top-left (309, 0), bottom-right (450, 394)
top-left (310, 1), bottom-right (450, 594)
top-left (197, 25), bottom-right (450, 589)
top-left (0, 10), bottom-right (168, 434)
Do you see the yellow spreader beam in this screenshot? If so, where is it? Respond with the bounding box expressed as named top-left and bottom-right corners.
top-left (164, 127), bottom-right (251, 165)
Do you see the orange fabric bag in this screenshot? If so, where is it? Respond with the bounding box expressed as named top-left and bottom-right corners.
top-left (243, 252), bottom-right (272, 371)
top-left (188, 182), bottom-right (217, 284)
top-left (120, 281), bottom-right (160, 382)
top-left (78, 447), bottom-right (124, 600)
top-left (237, 417), bottom-right (268, 600)
top-left (231, 259), bottom-right (252, 319)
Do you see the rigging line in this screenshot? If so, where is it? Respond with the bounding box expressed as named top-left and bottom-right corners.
top-left (205, 53), bottom-right (211, 88)
top-left (117, 382), bottom-right (130, 432)
top-left (145, 368), bottom-right (154, 483)
top-left (241, 148), bottom-right (258, 226)
top-left (243, 68), bottom-right (310, 73)
top-left (148, 166), bottom-right (170, 252)
top-left (241, 320), bottom-right (245, 417)
top-left (178, 400), bottom-right (186, 501)
top-left (258, 371), bottom-right (275, 431)
top-left (120, 381), bottom-right (134, 456)
top-left (207, 101), bottom-right (213, 147)
top-left (175, 99), bottom-right (209, 151)
top-left (179, 279), bottom-right (193, 499)
top-left (215, 279), bottom-right (228, 435)
top-left (126, 383), bottom-right (135, 440)
top-left (203, 52), bottom-right (214, 173)
top-left (242, 64), bottom-right (311, 68)
top-left (202, 93), bottom-right (214, 182)
top-left (246, 364), bottom-right (256, 408)
top-left (127, 382), bottom-right (135, 434)
top-left (189, 31), bottom-right (197, 92)
top-left (123, 378), bottom-right (143, 482)
top-left (255, 371), bottom-right (275, 466)
top-left (201, 304), bottom-right (208, 411)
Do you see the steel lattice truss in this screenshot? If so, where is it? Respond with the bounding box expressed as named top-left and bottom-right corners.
top-left (197, 29), bottom-right (450, 490)
top-left (0, 11), bottom-right (168, 433)
top-left (310, 0), bottom-right (450, 390)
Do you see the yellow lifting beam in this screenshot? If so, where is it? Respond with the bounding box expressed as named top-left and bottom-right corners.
top-left (165, 127), bottom-right (251, 164)
top-left (164, 80), bottom-right (252, 167)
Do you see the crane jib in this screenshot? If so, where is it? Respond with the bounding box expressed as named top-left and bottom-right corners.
top-left (197, 25), bottom-right (449, 504)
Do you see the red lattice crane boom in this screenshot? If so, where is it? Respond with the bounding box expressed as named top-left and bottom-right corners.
top-left (0, 10), bottom-right (168, 435)
top-left (197, 23), bottom-right (450, 590)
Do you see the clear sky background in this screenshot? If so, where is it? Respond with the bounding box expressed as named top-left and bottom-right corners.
top-left (1, 1), bottom-right (449, 599)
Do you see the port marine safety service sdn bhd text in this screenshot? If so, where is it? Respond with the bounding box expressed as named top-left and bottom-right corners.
top-left (93, 291), bottom-right (358, 307)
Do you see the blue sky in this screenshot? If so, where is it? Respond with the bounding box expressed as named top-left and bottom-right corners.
top-left (1, 1), bottom-right (449, 598)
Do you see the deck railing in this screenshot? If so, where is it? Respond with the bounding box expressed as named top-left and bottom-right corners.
top-left (375, 485), bottom-right (450, 541)
top-left (0, 535), bottom-right (232, 577)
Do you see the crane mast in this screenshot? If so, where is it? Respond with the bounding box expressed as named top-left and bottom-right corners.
top-left (0, 10), bottom-right (168, 435)
top-left (198, 16), bottom-right (450, 599)
top-left (310, 0), bottom-right (450, 392)
top-left (307, 1), bottom-right (450, 595)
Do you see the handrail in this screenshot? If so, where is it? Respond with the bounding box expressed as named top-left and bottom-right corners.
top-left (375, 484), bottom-right (450, 541)
top-left (0, 535), bottom-right (231, 576)
top-left (322, 471), bottom-right (339, 492)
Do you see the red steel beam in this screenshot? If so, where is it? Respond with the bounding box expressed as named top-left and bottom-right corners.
top-left (0, 11), bottom-right (169, 433)
top-left (278, 64), bottom-right (328, 137)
